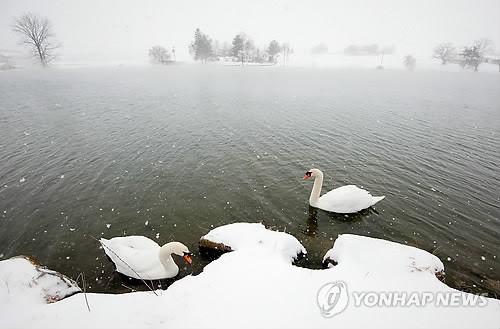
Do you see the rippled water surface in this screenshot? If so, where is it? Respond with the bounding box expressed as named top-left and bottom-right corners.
top-left (0, 66), bottom-right (499, 295)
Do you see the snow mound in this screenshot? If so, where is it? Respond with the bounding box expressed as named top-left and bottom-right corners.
top-left (0, 256), bottom-right (81, 305)
top-left (324, 234), bottom-right (444, 278)
top-left (200, 222), bottom-right (306, 262)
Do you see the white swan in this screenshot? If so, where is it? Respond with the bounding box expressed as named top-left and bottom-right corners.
top-left (100, 236), bottom-right (192, 280)
top-left (303, 168), bottom-right (385, 213)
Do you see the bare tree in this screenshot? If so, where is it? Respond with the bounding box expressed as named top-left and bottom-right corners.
top-left (12, 13), bottom-right (60, 68)
top-left (148, 46), bottom-right (172, 64)
top-left (473, 39), bottom-right (492, 56)
top-left (460, 39), bottom-right (492, 71)
top-left (403, 55), bottom-right (416, 71)
top-left (433, 43), bottom-right (456, 65)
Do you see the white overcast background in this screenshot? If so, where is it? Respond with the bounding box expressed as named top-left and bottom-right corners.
top-left (1, 0), bottom-right (499, 63)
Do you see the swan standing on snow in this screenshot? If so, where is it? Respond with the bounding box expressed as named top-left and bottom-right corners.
top-left (100, 236), bottom-right (192, 280)
top-left (303, 168), bottom-right (385, 213)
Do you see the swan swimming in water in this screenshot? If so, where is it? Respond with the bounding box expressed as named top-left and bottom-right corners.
top-left (100, 236), bottom-right (192, 280)
top-left (303, 168), bottom-right (385, 214)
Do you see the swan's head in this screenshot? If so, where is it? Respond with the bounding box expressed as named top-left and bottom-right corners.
top-left (303, 168), bottom-right (322, 180)
top-left (160, 242), bottom-right (193, 264)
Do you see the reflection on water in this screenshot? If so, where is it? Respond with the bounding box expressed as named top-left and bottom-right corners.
top-left (303, 206), bottom-right (379, 236)
top-left (303, 207), bottom-right (319, 237)
top-left (0, 66), bottom-right (499, 297)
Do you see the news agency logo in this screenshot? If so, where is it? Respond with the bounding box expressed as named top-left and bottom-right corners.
top-left (317, 281), bottom-right (489, 318)
top-left (317, 281), bottom-right (349, 317)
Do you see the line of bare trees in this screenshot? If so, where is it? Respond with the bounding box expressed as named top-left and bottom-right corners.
top-left (433, 39), bottom-right (494, 71)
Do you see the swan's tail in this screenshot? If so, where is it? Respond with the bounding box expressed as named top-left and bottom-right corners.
top-left (371, 196), bottom-right (385, 206)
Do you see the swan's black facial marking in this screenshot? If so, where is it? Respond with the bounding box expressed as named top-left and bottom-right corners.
top-left (183, 251), bottom-right (192, 256)
top-left (303, 171), bottom-right (312, 179)
top-left (182, 251), bottom-right (193, 264)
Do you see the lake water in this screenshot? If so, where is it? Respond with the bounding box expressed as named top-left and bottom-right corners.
top-left (0, 66), bottom-right (499, 296)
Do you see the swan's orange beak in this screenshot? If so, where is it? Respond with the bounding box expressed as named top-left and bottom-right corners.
top-left (303, 173), bottom-right (312, 180)
top-left (183, 254), bottom-right (193, 264)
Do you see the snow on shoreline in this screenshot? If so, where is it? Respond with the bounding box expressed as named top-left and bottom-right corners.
top-left (0, 256), bottom-right (81, 305)
top-left (3, 52), bottom-right (499, 73)
top-left (0, 223), bottom-right (499, 329)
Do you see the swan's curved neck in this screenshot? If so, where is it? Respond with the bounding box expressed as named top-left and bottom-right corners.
top-left (310, 172), bottom-right (323, 206)
top-left (158, 245), bottom-right (176, 269)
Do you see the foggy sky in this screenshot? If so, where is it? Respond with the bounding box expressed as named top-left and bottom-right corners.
top-left (1, 0), bottom-right (499, 63)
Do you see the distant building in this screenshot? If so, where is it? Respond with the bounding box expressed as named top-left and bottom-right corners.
top-left (0, 49), bottom-right (32, 69)
top-left (484, 55), bottom-right (500, 71)
top-left (0, 53), bottom-right (14, 70)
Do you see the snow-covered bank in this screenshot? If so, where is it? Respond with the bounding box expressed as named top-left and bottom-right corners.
top-left (3, 49), bottom-right (498, 72)
top-left (0, 223), bottom-right (499, 329)
top-left (0, 256), bottom-right (81, 305)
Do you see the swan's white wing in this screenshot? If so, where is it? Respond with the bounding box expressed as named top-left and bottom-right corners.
top-left (105, 235), bottom-right (160, 250)
top-left (100, 236), bottom-right (168, 279)
top-left (317, 185), bottom-right (382, 213)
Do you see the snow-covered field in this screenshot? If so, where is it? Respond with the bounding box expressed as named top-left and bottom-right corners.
top-left (1, 223), bottom-right (499, 329)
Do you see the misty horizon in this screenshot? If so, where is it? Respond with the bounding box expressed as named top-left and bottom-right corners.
top-left (1, 0), bottom-right (500, 65)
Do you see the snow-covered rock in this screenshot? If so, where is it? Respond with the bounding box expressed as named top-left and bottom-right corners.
top-left (199, 222), bottom-right (306, 262)
top-left (323, 234), bottom-right (445, 279)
